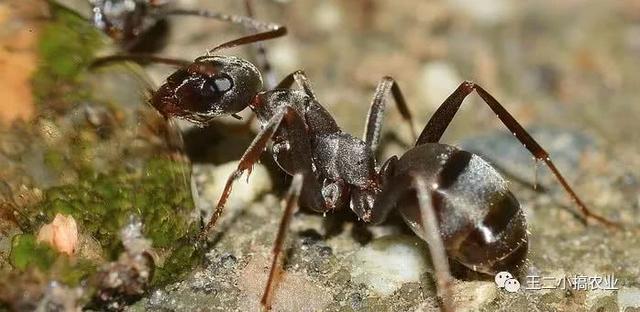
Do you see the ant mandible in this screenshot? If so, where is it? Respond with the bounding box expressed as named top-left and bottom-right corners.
top-left (93, 24), bottom-right (620, 312)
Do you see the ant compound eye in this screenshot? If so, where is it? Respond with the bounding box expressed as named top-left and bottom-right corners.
top-left (213, 75), bottom-right (233, 92)
top-left (201, 74), bottom-right (233, 97)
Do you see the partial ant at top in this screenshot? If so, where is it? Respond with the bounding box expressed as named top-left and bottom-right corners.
top-left (88, 0), bottom-right (270, 50)
top-left (92, 20), bottom-right (621, 312)
top-left (88, 0), bottom-right (169, 53)
top-left (88, 0), bottom-right (280, 87)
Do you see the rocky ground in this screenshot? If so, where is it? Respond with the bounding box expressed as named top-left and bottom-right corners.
top-left (1, 0), bottom-right (640, 311)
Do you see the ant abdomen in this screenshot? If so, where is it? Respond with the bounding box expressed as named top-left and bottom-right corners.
top-left (394, 144), bottom-right (528, 275)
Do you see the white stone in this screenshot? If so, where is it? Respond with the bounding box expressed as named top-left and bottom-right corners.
top-left (197, 162), bottom-right (272, 214)
top-left (454, 281), bottom-right (497, 312)
top-left (350, 235), bottom-right (432, 296)
top-left (618, 287), bottom-right (640, 310)
top-left (270, 40), bottom-right (301, 77)
top-left (313, 1), bottom-right (342, 32)
top-left (447, 0), bottom-right (514, 25)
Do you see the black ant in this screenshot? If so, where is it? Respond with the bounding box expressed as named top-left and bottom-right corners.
top-left (92, 28), bottom-right (620, 312)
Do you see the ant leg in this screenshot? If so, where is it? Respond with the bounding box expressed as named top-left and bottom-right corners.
top-left (198, 108), bottom-right (288, 240)
top-left (261, 173), bottom-right (304, 310)
top-left (416, 81), bottom-right (619, 228)
top-left (199, 106), bottom-right (326, 240)
top-left (163, 1), bottom-right (281, 82)
top-left (367, 170), bottom-right (454, 312)
top-left (175, 8), bottom-right (288, 55)
top-left (363, 76), bottom-right (417, 153)
top-left (413, 175), bottom-right (455, 312)
top-left (275, 73), bottom-right (418, 150)
top-left (274, 70), bottom-right (318, 100)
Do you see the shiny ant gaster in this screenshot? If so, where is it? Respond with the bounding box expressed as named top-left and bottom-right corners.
top-left (94, 25), bottom-right (619, 311)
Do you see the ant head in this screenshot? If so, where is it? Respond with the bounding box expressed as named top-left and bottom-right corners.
top-left (151, 55), bottom-right (263, 126)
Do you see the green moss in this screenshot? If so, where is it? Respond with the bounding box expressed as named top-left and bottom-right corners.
top-left (53, 257), bottom-right (97, 286)
top-left (5, 1), bottom-right (201, 302)
top-left (43, 150), bottom-right (66, 173)
top-left (16, 157), bottom-right (199, 287)
top-left (32, 4), bottom-right (106, 110)
top-left (152, 242), bottom-right (201, 287)
top-left (9, 234), bottom-right (97, 286)
top-left (9, 234), bottom-right (57, 271)
top-left (34, 158), bottom-right (195, 254)
top-left (10, 157), bottom-right (198, 288)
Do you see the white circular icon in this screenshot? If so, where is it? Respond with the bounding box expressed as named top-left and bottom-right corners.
top-left (504, 278), bottom-right (521, 293)
top-left (494, 271), bottom-right (513, 288)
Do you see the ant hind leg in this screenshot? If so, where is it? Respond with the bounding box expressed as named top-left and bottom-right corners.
top-left (415, 81), bottom-right (619, 228)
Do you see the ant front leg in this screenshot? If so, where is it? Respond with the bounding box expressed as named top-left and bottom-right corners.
top-left (199, 106), bottom-right (324, 238)
top-left (416, 81), bottom-right (619, 228)
top-left (198, 106), bottom-right (332, 309)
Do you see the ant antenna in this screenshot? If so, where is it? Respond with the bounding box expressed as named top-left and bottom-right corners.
top-left (89, 3), bottom-right (287, 69)
top-left (206, 27), bottom-right (287, 54)
top-left (155, 7), bottom-right (287, 54)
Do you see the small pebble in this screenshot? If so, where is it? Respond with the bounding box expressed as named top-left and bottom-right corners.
top-left (37, 213), bottom-right (78, 256)
top-left (618, 287), bottom-right (640, 311)
top-left (350, 235), bottom-right (431, 296)
top-left (419, 61), bottom-right (462, 112)
top-left (447, 0), bottom-right (514, 24)
top-left (196, 162), bottom-right (271, 214)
